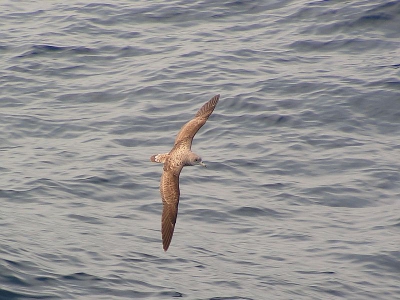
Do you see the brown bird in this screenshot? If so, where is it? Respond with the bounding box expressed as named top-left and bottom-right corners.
top-left (150, 94), bottom-right (220, 251)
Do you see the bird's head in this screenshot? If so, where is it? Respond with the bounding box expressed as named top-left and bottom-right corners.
top-left (188, 153), bottom-right (207, 167)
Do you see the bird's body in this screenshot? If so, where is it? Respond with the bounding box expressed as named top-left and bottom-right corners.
top-left (150, 94), bottom-right (220, 251)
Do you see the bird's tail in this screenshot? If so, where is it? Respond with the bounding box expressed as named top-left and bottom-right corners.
top-left (150, 153), bottom-right (169, 163)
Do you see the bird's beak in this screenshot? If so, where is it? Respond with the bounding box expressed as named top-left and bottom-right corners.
top-left (200, 162), bottom-right (207, 168)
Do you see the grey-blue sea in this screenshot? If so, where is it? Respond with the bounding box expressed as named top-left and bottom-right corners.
top-left (1, 1), bottom-right (399, 299)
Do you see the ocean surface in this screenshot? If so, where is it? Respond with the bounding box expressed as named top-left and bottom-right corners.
top-left (1, 1), bottom-right (400, 299)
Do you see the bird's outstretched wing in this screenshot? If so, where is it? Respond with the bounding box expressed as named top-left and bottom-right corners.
top-left (160, 164), bottom-right (182, 251)
top-left (173, 94), bottom-right (220, 148)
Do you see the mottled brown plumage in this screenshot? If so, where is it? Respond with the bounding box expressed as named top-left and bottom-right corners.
top-left (150, 94), bottom-right (220, 251)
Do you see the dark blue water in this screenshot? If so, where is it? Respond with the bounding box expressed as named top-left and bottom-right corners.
top-left (1, 0), bottom-right (400, 299)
